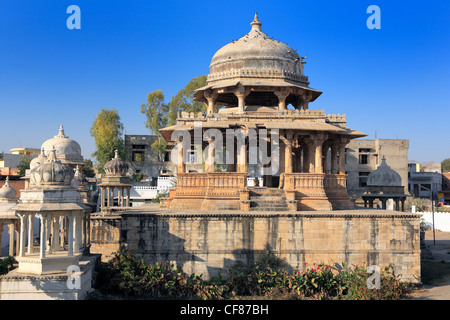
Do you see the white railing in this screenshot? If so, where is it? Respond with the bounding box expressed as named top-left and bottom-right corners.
top-left (247, 177), bottom-right (264, 187)
top-left (157, 176), bottom-right (177, 190)
top-left (130, 187), bottom-right (159, 199)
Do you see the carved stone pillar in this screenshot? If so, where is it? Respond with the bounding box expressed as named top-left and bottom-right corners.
top-left (303, 134), bottom-right (327, 174)
top-left (67, 213), bottom-right (74, 257)
top-left (27, 214), bottom-right (34, 254)
top-left (205, 137), bottom-right (216, 173)
top-left (8, 223), bottom-right (15, 257)
top-left (37, 215), bottom-right (46, 258)
top-left (337, 138), bottom-right (350, 174)
top-left (126, 187), bottom-right (131, 207)
top-left (237, 137), bottom-right (247, 174)
top-left (275, 90), bottom-right (289, 111)
top-left (177, 139), bottom-right (186, 174)
top-left (204, 90), bottom-right (218, 115)
top-left (18, 214), bottom-right (26, 257)
top-left (100, 187), bottom-right (104, 209)
top-left (234, 85), bottom-right (249, 114)
top-left (302, 91), bottom-right (313, 110)
top-left (281, 131), bottom-right (294, 174)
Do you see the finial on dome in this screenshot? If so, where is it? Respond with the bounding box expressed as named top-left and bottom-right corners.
top-left (5, 176), bottom-right (10, 186)
top-left (56, 124), bottom-right (67, 138)
top-left (250, 12), bottom-right (262, 30)
top-left (47, 146), bottom-right (57, 161)
top-left (114, 149), bottom-right (119, 159)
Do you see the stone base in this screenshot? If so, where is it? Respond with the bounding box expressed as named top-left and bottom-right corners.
top-left (0, 255), bottom-right (98, 300)
top-left (201, 199), bottom-right (240, 211)
top-left (15, 252), bottom-right (82, 275)
top-left (329, 197), bottom-right (355, 210)
top-left (297, 197), bottom-right (333, 211)
top-left (119, 205), bottom-right (422, 283)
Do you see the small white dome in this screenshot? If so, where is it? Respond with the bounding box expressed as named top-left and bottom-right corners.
top-left (30, 148), bottom-right (47, 170)
top-left (0, 177), bottom-right (16, 201)
top-left (30, 148), bottom-right (74, 186)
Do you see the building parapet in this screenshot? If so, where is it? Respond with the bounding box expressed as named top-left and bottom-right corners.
top-left (207, 68), bottom-right (309, 85)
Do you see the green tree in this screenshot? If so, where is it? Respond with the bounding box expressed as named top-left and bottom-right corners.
top-left (82, 159), bottom-right (96, 178)
top-left (90, 108), bottom-right (126, 174)
top-left (17, 154), bottom-right (31, 177)
top-left (141, 90), bottom-right (170, 173)
top-left (141, 75), bottom-right (207, 173)
top-left (167, 75), bottom-right (207, 125)
top-left (442, 158), bottom-right (450, 172)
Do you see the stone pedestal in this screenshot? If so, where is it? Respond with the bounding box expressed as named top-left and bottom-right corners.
top-left (0, 255), bottom-right (98, 300)
top-left (15, 252), bottom-right (82, 275)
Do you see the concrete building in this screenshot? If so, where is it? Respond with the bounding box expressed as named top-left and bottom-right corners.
top-left (345, 139), bottom-right (409, 198)
top-left (125, 135), bottom-right (175, 183)
top-left (408, 161), bottom-right (442, 199)
top-left (0, 148), bottom-right (40, 176)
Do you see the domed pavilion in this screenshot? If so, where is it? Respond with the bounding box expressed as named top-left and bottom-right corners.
top-left (0, 177), bottom-right (19, 257)
top-left (12, 148), bottom-right (89, 274)
top-left (160, 13), bottom-right (366, 212)
top-left (98, 150), bottom-right (132, 213)
top-left (362, 156), bottom-right (407, 211)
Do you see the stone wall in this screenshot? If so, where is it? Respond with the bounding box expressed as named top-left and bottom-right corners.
top-left (116, 209), bottom-right (421, 282)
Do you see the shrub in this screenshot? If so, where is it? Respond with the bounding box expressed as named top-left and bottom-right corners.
top-left (0, 256), bottom-right (16, 275)
top-left (226, 254), bottom-right (289, 296)
top-left (93, 250), bottom-right (413, 300)
top-left (95, 249), bottom-right (229, 299)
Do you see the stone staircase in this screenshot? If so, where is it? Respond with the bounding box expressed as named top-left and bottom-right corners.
top-left (249, 188), bottom-right (289, 211)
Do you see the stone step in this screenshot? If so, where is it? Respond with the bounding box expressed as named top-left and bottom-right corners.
top-left (250, 200), bottom-right (286, 206)
top-left (248, 188), bottom-right (289, 211)
top-left (249, 206), bottom-right (290, 211)
top-left (249, 196), bottom-right (287, 201)
top-left (249, 204), bottom-right (289, 208)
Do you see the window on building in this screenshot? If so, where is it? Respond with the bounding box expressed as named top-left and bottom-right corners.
top-left (131, 144), bottom-right (146, 162)
top-left (132, 151), bottom-right (145, 162)
top-left (359, 171), bottom-right (370, 188)
top-left (359, 148), bottom-right (372, 153)
top-left (188, 151), bottom-right (196, 163)
top-left (359, 154), bottom-right (369, 165)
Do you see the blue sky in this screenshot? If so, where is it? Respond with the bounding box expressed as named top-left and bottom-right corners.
top-left (0, 0), bottom-right (449, 163)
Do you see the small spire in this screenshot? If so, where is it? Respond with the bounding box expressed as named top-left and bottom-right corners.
top-left (114, 149), bottom-right (119, 159)
top-left (56, 124), bottom-right (67, 138)
top-left (250, 12), bottom-right (262, 30)
top-left (47, 146), bottom-right (57, 161)
top-left (4, 176), bottom-right (10, 187)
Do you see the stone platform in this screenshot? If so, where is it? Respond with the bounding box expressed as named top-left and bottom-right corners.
top-left (0, 255), bottom-right (98, 300)
top-left (91, 203), bottom-right (422, 283)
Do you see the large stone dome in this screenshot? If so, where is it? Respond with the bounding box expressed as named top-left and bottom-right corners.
top-left (41, 124), bottom-right (84, 166)
top-left (367, 157), bottom-right (402, 187)
top-left (208, 13), bottom-right (308, 86)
